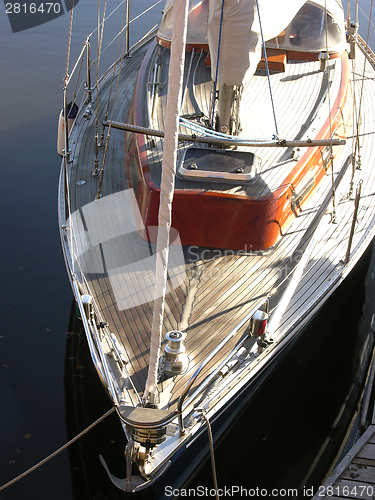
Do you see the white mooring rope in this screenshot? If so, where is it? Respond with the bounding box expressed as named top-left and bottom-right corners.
top-left (200, 411), bottom-right (220, 500)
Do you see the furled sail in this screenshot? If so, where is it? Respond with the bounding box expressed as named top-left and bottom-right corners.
top-left (208, 0), bottom-right (308, 86)
top-left (144, 0), bottom-right (189, 401)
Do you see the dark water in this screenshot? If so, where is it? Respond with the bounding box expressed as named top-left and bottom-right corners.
top-left (0, 1), bottom-right (375, 499)
top-left (60, 241), bottom-right (375, 500)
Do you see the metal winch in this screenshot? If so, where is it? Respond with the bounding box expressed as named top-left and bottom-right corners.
top-left (160, 330), bottom-right (189, 376)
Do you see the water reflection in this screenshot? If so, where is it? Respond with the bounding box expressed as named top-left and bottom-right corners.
top-left (64, 242), bottom-right (375, 499)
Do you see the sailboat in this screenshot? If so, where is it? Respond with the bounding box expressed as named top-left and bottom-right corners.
top-left (58, 0), bottom-right (375, 495)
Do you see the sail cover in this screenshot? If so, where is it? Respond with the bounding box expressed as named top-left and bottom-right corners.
top-left (208, 0), bottom-right (308, 85)
top-left (144, 0), bottom-right (189, 400)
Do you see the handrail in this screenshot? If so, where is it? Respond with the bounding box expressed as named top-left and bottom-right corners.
top-left (177, 296), bottom-right (268, 434)
top-left (60, 172), bottom-right (143, 405)
top-left (117, 405), bottom-right (179, 429)
top-left (104, 120), bottom-right (345, 148)
top-left (73, 280), bottom-right (121, 407)
top-left (357, 32), bottom-right (375, 69)
top-left (343, 180), bottom-right (363, 263)
top-left (66, 43), bottom-right (87, 87)
top-left (97, 24), bottom-right (159, 89)
top-left (64, 2), bottom-right (161, 109)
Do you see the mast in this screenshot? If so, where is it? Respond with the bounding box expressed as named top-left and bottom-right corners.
top-left (144, 0), bottom-right (189, 404)
top-left (208, 0), bottom-right (307, 133)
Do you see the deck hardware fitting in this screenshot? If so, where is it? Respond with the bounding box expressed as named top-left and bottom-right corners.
top-left (81, 294), bottom-right (94, 319)
top-left (160, 331), bottom-right (189, 376)
top-left (219, 346), bottom-right (247, 377)
top-left (62, 149), bottom-right (72, 163)
top-left (110, 333), bottom-right (129, 365)
top-left (83, 103), bottom-right (93, 118)
top-left (348, 21), bottom-right (359, 59)
top-left (318, 51), bottom-right (329, 72)
top-left (342, 179), bottom-right (363, 264)
top-left (104, 120), bottom-right (345, 149)
top-left (92, 163), bottom-right (101, 177)
top-left (249, 309), bottom-right (269, 337)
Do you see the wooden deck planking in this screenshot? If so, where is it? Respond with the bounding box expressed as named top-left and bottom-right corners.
top-left (63, 35), bottom-right (375, 407)
top-left (182, 186), bottom-right (331, 360)
top-left (189, 209), bottom-right (316, 331)
top-left (85, 274), bottom-right (149, 382)
top-left (67, 45), bottom-right (158, 392)
top-left (182, 252), bottom-right (288, 352)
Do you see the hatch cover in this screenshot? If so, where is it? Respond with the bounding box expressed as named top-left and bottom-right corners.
top-left (178, 147), bottom-right (259, 183)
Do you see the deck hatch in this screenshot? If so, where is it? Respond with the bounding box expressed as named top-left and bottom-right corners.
top-left (178, 147), bottom-right (259, 183)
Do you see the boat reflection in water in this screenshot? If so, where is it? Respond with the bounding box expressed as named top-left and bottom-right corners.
top-left (64, 304), bottom-right (129, 500)
top-left (64, 241), bottom-right (375, 499)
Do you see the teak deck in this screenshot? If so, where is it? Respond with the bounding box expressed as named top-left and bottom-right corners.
top-left (61, 36), bottom-right (375, 410)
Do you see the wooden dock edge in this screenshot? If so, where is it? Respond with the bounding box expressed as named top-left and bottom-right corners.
top-left (311, 425), bottom-right (375, 499)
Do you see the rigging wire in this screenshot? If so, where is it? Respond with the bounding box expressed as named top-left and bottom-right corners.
top-left (358, 2), bottom-right (375, 30)
top-left (64, 0), bottom-right (75, 83)
top-left (88, 0), bottom-right (127, 38)
top-left (200, 411), bottom-right (220, 500)
top-left (72, 49), bottom-right (84, 104)
top-left (94, 0), bottom-right (108, 175)
top-left (255, 0), bottom-right (279, 138)
top-left (96, 1), bottom-right (130, 199)
top-left (210, 0), bottom-right (225, 129)
top-left (63, 0), bottom-right (76, 275)
top-left (348, 11), bottom-right (359, 194)
top-left (354, 0), bottom-right (374, 172)
top-left (100, 0), bottom-right (130, 145)
top-left (323, 0), bottom-right (336, 222)
top-left (180, 116), bottom-right (276, 143)
top-left (100, 0), bottom-right (162, 57)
